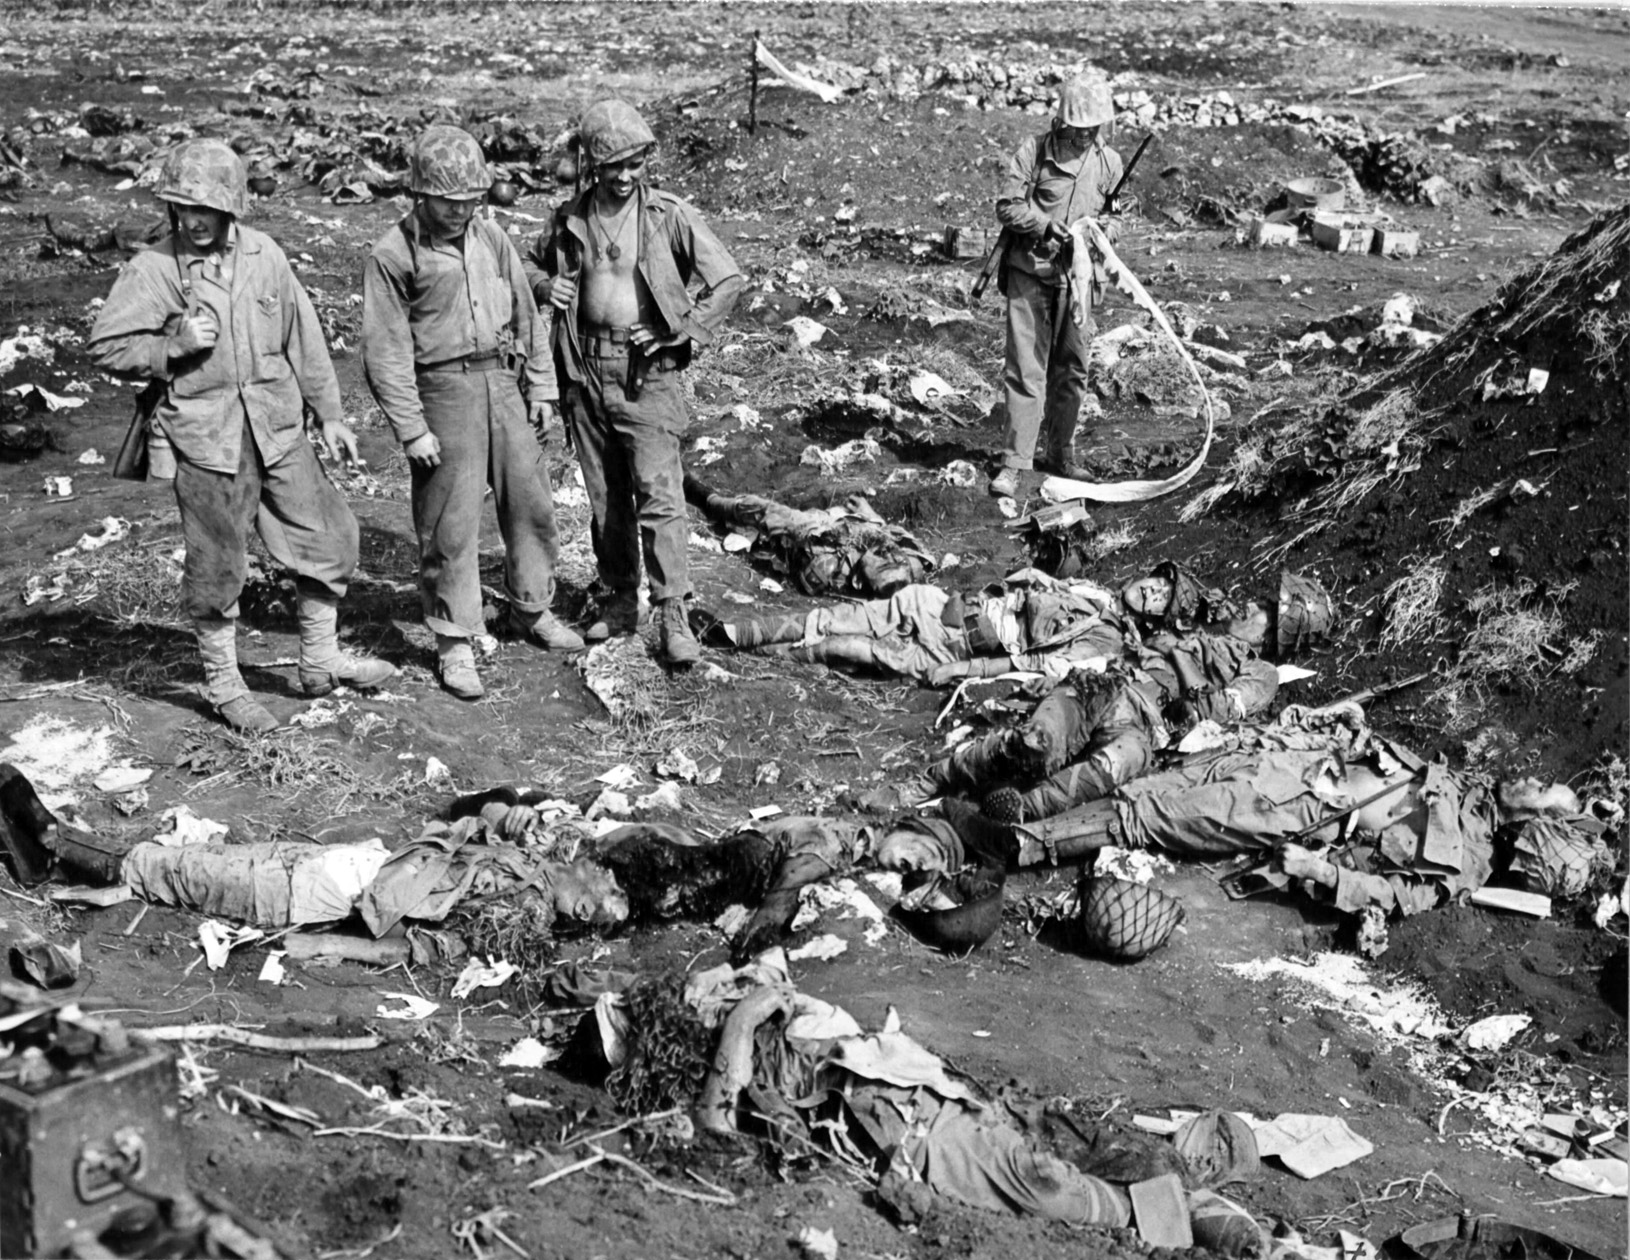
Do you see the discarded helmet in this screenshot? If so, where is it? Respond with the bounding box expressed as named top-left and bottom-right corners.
top-left (1056, 73), bottom-right (1115, 129)
top-left (579, 99), bottom-right (656, 167)
top-left (895, 867), bottom-right (1006, 953)
top-left (1276, 571), bottom-right (1336, 655)
top-left (157, 139), bottom-right (248, 217)
top-left (1174, 1109), bottom-right (1261, 1187)
top-left (408, 125), bottom-right (491, 200)
top-left (1079, 876), bottom-right (1184, 960)
top-left (983, 785), bottom-right (1026, 825)
top-left (797, 547), bottom-right (850, 596)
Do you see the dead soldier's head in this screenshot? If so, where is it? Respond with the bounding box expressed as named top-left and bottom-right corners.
top-left (579, 99), bottom-right (656, 200)
top-left (157, 138), bottom-right (247, 253)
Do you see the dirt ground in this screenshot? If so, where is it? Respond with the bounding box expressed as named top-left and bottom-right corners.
top-left (0, 4), bottom-right (1625, 1259)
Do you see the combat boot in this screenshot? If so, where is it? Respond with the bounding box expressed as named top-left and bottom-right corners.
top-left (1036, 451), bottom-right (1094, 481)
top-left (195, 617), bottom-right (279, 733)
top-left (296, 592), bottom-right (398, 696)
top-left (436, 637), bottom-right (484, 701)
top-left (658, 598), bottom-right (701, 667)
top-left (585, 590), bottom-right (643, 642)
top-left (509, 607), bottom-right (586, 652)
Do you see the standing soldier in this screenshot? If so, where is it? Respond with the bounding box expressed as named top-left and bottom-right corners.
top-left (988, 72), bottom-right (1123, 499)
top-left (525, 100), bottom-right (744, 667)
top-left (89, 138), bottom-right (395, 733)
top-left (363, 124), bottom-right (583, 701)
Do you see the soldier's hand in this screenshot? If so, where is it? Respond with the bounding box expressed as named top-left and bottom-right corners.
top-left (320, 418), bottom-right (361, 467)
top-left (1277, 843), bottom-right (1338, 888)
top-left (171, 312), bottom-right (219, 357)
top-left (500, 804), bottom-right (539, 840)
top-left (404, 431), bottom-right (442, 468)
top-left (529, 399), bottom-right (555, 429)
top-left (630, 322), bottom-right (684, 350)
top-left (547, 274), bottom-right (578, 310)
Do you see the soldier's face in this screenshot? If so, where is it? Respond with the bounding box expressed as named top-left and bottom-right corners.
top-left (597, 151), bottom-right (648, 200)
top-left (176, 205), bottom-right (230, 251)
top-left (419, 194), bottom-right (478, 239)
top-left (1122, 575), bottom-right (1173, 619)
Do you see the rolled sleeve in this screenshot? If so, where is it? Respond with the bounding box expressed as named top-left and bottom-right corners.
top-left (361, 253), bottom-right (429, 445)
top-left (672, 209), bottom-right (744, 346)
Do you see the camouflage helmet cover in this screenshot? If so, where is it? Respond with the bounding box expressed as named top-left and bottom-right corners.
top-left (157, 138), bottom-right (248, 217)
top-left (579, 99), bottom-right (656, 167)
top-left (1056, 72), bottom-right (1115, 128)
top-left (1277, 570), bottom-right (1336, 654)
top-left (409, 125), bottom-right (491, 200)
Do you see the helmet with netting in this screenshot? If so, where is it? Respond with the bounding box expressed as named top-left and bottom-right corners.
top-left (1057, 73), bottom-right (1114, 128)
top-left (409, 125), bottom-right (491, 200)
top-left (579, 99), bottom-right (656, 167)
top-left (1079, 876), bottom-right (1184, 960)
top-left (983, 786), bottom-right (1026, 825)
top-left (157, 139), bottom-right (248, 217)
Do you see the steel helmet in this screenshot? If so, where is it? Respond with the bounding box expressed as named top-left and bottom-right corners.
top-left (1079, 875), bottom-right (1184, 960)
top-left (408, 125), bottom-right (491, 200)
top-left (1056, 73), bottom-right (1115, 128)
top-left (157, 139), bottom-right (248, 217)
top-left (1276, 570), bottom-right (1336, 655)
top-left (579, 99), bottom-right (656, 167)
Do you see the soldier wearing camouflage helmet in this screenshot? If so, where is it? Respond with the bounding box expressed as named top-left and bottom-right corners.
top-left (524, 99), bottom-right (745, 667)
top-left (363, 124), bottom-right (583, 701)
top-left (988, 70), bottom-right (1124, 499)
top-left (89, 137), bottom-right (395, 733)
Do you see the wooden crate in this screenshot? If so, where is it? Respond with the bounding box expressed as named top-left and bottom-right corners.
top-left (1311, 217), bottom-right (1374, 254)
top-left (1372, 227), bottom-right (1421, 258)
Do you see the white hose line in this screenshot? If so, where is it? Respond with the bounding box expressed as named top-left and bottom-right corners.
top-left (1038, 220), bottom-right (1216, 504)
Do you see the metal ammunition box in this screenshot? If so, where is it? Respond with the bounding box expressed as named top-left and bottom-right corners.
top-left (0, 1044), bottom-right (189, 1258)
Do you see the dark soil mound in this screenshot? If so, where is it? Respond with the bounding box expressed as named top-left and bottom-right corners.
top-left (1382, 904), bottom-right (1625, 1066)
top-left (1202, 205), bottom-right (1629, 790)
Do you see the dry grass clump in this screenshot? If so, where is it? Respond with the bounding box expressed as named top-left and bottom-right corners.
top-left (1577, 306), bottom-right (1628, 376)
top-left (1179, 436), bottom-right (1271, 522)
top-left (1426, 579), bottom-right (1601, 733)
top-left (178, 725), bottom-right (415, 818)
top-left (1458, 579), bottom-right (1595, 687)
top-left (1176, 388), bottom-right (1348, 523)
top-left (1378, 557), bottom-right (1447, 651)
top-left (451, 896), bottom-right (558, 996)
top-left (1077, 519), bottom-right (1143, 566)
top-left (1432, 482), bottom-right (1503, 538)
top-left (63, 533), bottom-right (187, 627)
top-left (1298, 388), bottom-right (1434, 522)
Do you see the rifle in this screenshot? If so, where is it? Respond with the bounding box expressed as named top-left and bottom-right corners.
top-left (971, 131), bottom-right (1153, 302)
top-left (1104, 132), bottom-right (1153, 214)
